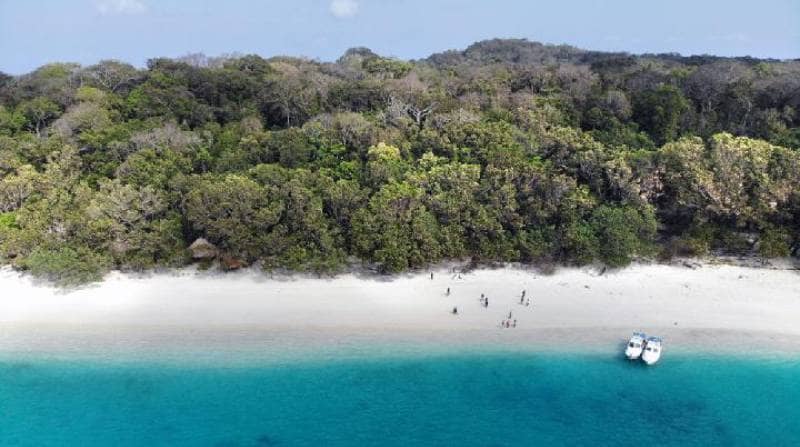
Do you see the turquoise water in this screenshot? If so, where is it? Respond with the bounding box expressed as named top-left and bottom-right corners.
top-left (1, 351), bottom-right (799, 446)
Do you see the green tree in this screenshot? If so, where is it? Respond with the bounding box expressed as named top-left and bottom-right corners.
top-left (22, 246), bottom-right (110, 286)
top-left (183, 174), bottom-right (284, 261)
top-left (352, 181), bottom-right (443, 272)
top-left (633, 84), bottom-right (689, 145)
top-left (365, 142), bottom-right (408, 188)
top-left (87, 179), bottom-right (185, 268)
top-left (19, 97), bottom-right (61, 137)
top-left (590, 204), bottom-right (657, 267)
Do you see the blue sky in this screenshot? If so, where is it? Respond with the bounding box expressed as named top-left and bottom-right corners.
top-left (1, 0), bottom-right (798, 74)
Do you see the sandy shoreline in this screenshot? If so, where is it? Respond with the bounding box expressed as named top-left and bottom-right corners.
top-left (2, 262), bottom-right (800, 358)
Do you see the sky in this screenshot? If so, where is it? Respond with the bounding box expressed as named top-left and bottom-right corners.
top-left (1, 0), bottom-right (799, 74)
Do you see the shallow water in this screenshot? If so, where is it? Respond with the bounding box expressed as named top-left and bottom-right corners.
top-left (1, 350), bottom-right (798, 446)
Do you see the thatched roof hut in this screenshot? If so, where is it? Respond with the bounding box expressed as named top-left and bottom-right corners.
top-left (188, 238), bottom-right (218, 260)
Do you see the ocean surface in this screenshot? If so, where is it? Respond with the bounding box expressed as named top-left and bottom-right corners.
top-left (1, 348), bottom-right (799, 447)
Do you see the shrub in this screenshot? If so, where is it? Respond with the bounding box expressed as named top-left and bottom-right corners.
top-left (758, 228), bottom-right (792, 258)
top-left (0, 212), bottom-right (16, 229)
top-left (22, 246), bottom-right (111, 286)
top-left (590, 205), bottom-right (657, 267)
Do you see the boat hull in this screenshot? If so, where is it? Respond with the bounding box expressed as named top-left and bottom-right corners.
top-left (642, 352), bottom-right (661, 365)
top-left (625, 349), bottom-right (642, 360)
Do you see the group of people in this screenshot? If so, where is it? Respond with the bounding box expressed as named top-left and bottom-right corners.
top-left (441, 278), bottom-right (531, 329)
top-left (500, 309), bottom-right (519, 328)
top-left (500, 319), bottom-right (518, 328)
top-left (518, 290), bottom-right (531, 307)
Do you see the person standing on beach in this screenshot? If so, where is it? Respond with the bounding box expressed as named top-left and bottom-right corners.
top-left (446, 287), bottom-right (450, 296)
top-left (431, 272), bottom-right (434, 280)
top-left (452, 306), bottom-right (458, 315)
top-left (484, 297), bottom-right (489, 308)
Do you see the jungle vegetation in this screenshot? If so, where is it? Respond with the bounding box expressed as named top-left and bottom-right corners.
top-left (1, 39), bottom-right (799, 284)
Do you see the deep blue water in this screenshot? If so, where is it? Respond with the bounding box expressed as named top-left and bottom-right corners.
top-left (1, 351), bottom-right (799, 447)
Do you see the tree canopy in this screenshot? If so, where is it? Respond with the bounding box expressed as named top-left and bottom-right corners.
top-left (1, 39), bottom-right (799, 284)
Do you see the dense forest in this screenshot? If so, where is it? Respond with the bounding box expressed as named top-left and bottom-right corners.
top-left (1, 39), bottom-right (799, 284)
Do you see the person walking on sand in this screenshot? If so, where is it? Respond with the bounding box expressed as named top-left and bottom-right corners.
top-left (431, 272), bottom-right (434, 280)
top-left (525, 298), bottom-right (530, 307)
top-left (484, 297), bottom-right (489, 308)
top-left (452, 306), bottom-right (458, 315)
top-left (522, 290), bottom-right (526, 299)
top-left (508, 310), bottom-right (512, 319)
top-left (446, 287), bottom-right (450, 296)
top-left (512, 319), bottom-right (517, 328)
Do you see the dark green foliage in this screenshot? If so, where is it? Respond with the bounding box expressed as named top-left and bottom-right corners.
top-left (362, 57), bottom-right (412, 79)
top-left (590, 205), bottom-right (657, 267)
top-left (23, 246), bottom-right (111, 286)
top-left (1, 39), bottom-right (799, 284)
top-left (352, 181), bottom-right (444, 272)
top-left (758, 227), bottom-right (792, 258)
top-left (633, 85), bottom-right (690, 146)
top-left (183, 174), bottom-right (284, 261)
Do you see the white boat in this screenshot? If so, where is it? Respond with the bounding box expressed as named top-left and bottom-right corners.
top-left (642, 337), bottom-right (663, 365)
top-left (624, 332), bottom-right (646, 360)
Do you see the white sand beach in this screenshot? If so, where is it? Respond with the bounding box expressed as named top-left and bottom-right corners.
top-left (2, 262), bottom-right (800, 358)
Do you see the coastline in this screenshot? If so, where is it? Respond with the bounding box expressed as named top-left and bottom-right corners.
top-left (2, 261), bottom-right (800, 361)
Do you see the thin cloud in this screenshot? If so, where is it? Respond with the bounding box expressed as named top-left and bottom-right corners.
top-left (96, 0), bottom-right (148, 15)
top-left (330, 0), bottom-right (359, 19)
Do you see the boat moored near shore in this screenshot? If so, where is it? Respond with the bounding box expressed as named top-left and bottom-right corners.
top-left (642, 337), bottom-right (663, 365)
top-left (625, 332), bottom-right (646, 360)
